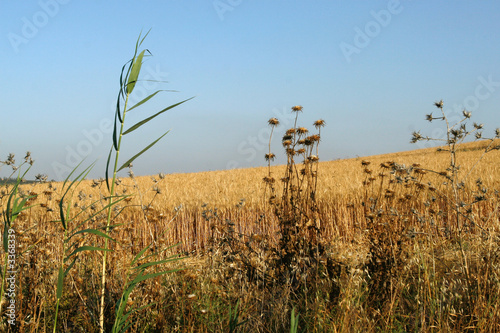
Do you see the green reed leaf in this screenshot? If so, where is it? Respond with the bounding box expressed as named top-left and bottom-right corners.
top-left (127, 90), bottom-right (162, 112)
top-left (123, 97), bottom-right (194, 135)
top-left (65, 246), bottom-right (112, 261)
top-left (56, 267), bottom-right (64, 299)
top-left (126, 50), bottom-right (146, 95)
top-left (69, 228), bottom-right (116, 242)
top-left (117, 131), bottom-right (170, 172)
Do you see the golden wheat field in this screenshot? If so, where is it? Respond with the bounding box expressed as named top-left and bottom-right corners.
top-left (17, 139), bottom-right (500, 250)
top-left (2, 139), bottom-right (500, 332)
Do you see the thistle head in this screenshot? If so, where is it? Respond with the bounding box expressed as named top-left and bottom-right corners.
top-left (297, 127), bottom-right (309, 135)
top-left (313, 119), bottom-right (326, 128)
top-left (268, 117), bottom-right (279, 126)
top-left (265, 153), bottom-right (276, 161)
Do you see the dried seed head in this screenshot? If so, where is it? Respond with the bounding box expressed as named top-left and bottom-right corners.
top-left (6, 153), bottom-right (15, 165)
top-left (313, 119), bottom-right (326, 128)
top-left (282, 140), bottom-right (292, 147)
top-left (297, 148), bottom-right (306, 154)
top-left (411, 131), bottom-right (424, 143)
top-left (282, 134), bottom-right (293, 142)
top-left (291, 105), bottom-right (303, 112)
top-left (310, 134), bottom-right (320, 142)
top-left (268, 117), bottom-right (280, 126)
top-left (361, 160), bottom-right (371, 166)
top-left (380, 162), bottom-right (391, 169)
top-left (286, 128), bottom-right (296, 135)
top-left (263, 176), bottom-right (275, 184)
top-left (414, 168), bottom-right (427, 175)
top-left (307, 155), bottom-right (319, 162)
top-left (304, 138), bottom-right (314, 146)
top-left (434, 100), bottom-right (444, 108)
top-left (297, 127), bottom-right (308, 135)
top-left (265, 153), bottom-right (276, 161)
top-left (462, 110), bottom-right (472, 119)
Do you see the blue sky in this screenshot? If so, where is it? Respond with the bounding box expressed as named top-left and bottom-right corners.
top-left (1, 1), bottom-right (500, 180)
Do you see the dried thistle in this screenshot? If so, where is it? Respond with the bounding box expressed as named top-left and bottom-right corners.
top-left (268, 117), bottom-right (280, 126)
top-left (313, 119), bottom-right (326, 129)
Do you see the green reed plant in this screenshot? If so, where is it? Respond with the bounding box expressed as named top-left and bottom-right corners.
top-left (100, 30), bottom-right (193, 331)
top-left (228, 299), bottom-right (248, 332)
top-left (111, 241), bottom-right (183, 333)
top-left (0, 163), bottom-right (35, 312)
top-left (289, 307), bottom-right (299, 333)
top-left (53, 161), bottom-right (124, 332)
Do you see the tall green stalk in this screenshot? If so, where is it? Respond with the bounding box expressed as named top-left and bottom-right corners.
top-left (99, 30), bottom-right (192, 332)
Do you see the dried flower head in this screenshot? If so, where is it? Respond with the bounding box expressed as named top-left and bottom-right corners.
top-left (411, 131), bottom-right (424, 143)
top-left (35, 174), bottom-right (48, 182)
top-left (361, 160), bottom-right (371, 166)
top-left (265, 153), bottom-right (276, 161)
top-left (268, 117), bottom-right (280, 126)
top-left (291, 105), bottom-right (303, 112)
top-left (297, 127), bottom-right (309, 135)
top-left (434, 100), bottom-right (444, 108)
top-left (462, 110), bottom-right (472, 119)
top-left (313, 119), bottom-right (326, 128)
top-left (310, 134), bottom-right (320, 142)
top-left (303, 138), bottom-right (313, 146)
top-left (263, 176), bottom-right (275, 184)
top-left (286, 128), bottom-right (296, 135)
top-left (6, 153), bottom-right (15, 166)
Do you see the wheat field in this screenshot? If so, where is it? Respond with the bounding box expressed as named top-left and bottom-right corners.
top-left (2, 139), bottom-right (500, 332)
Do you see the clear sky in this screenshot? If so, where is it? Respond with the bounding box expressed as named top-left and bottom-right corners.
top-left (1, 1), bottom-right (500, 180)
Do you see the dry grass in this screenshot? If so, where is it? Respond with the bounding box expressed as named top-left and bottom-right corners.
top-left (1, 139), bottom-right (500, 331)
